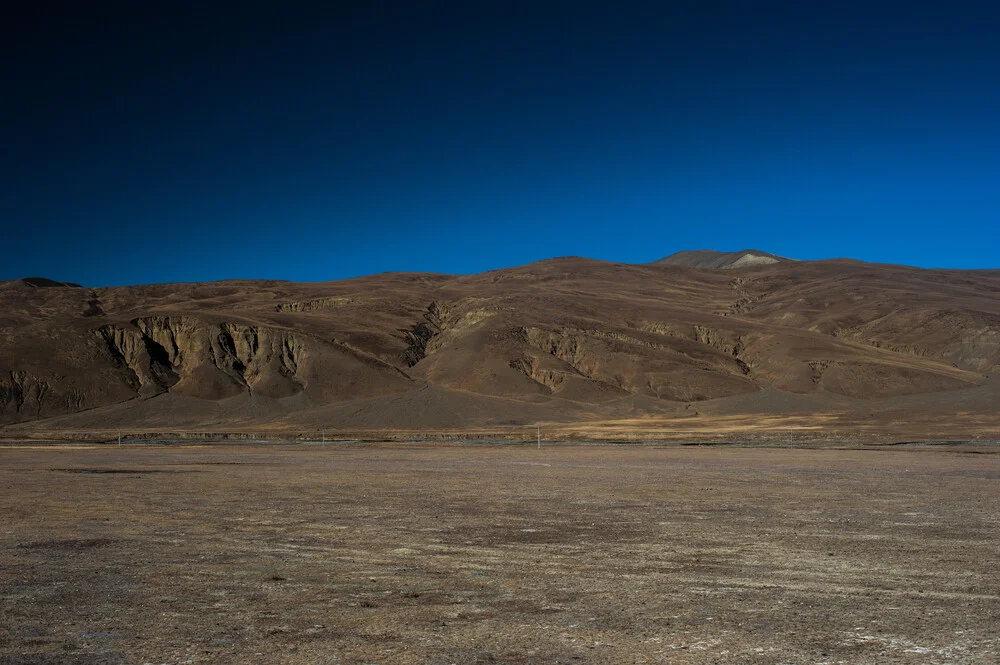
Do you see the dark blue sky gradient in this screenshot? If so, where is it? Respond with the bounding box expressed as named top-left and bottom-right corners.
top-left (2, 1), bottom-right (998, 285)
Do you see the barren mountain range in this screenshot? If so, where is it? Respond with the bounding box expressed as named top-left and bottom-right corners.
top-left (2, 250), bottom-right (998, 442)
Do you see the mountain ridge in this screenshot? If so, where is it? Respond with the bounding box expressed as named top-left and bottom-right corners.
top-left (652, 249), bottom-right (793, 269)
top-left (2, 254), bottom-right (998, 442)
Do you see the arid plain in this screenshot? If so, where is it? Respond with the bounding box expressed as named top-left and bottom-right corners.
top-left (2, 442), bottom-right (998, 664)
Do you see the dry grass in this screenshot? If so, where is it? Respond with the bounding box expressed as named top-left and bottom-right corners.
top-left (1, 442), bottom-right (998, 664)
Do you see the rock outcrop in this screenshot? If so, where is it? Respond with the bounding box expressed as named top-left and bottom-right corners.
top-left (0, 370), bottom-right (51, 419)
top-left (96, 317), bottom-right (309, 399)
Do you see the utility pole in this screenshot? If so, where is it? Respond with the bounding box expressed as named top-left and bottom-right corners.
top-left (322, 430), bottom-right (325, 448)
top-left (537, 424), bottom-right (540, 449)
top-left (118, 430), bottom-right (121, 448)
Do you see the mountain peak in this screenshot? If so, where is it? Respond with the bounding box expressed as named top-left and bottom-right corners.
top-left (651, 249), bottom-right (793, 269)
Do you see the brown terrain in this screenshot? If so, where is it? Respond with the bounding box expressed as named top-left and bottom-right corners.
top-left (1, 442), bottom-right (997, 664)
top-left (1, 250), bottom-right (999, 442)
top-left (2, 253), bottom-right (999, 664)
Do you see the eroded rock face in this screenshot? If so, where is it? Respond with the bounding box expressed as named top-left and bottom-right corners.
top-left (276, 296), bottom-right (354, 312)
top-left (834, 309), bottom-right (1000, 373)
top-left (401, 302), bottom-right (446, 367)
top-left (515, 325), bottom-right (758, 401)
top-left (97, 317), bottom-right (307, 399)
top-left (0, 369), bottom-right (94, 423)
top-left (0, 370), bottom-right (50, 419)
top-left (399, 300), bottom-right (507, 368)
top-left (96, 325), bottom-right (178, 395)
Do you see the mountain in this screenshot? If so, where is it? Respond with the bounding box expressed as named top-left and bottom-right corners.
top-left (653, 249), bottom-right (793, 269)
top-left (17, 277), bottom-right (84, 288)
top-left (2, 256), bottom-right (999, 442)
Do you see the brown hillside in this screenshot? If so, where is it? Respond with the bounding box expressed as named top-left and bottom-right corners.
top-left (1, 258), bottom-right (998, 441)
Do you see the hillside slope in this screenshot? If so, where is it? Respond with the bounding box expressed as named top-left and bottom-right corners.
top-left (1, 257), bottom-right (998, 441)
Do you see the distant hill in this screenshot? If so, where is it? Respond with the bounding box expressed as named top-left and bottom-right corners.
top-left (2, 255), bottom-right (999, 442)
top-left (17, 277), bottom-right (83, 288)
top-left (652, 249), bottom-right (793, 269)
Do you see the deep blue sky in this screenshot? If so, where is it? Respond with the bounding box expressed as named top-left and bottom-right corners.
top-left (2, 1), bottom-right (998, 286)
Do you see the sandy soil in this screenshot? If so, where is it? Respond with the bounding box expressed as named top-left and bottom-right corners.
top-left (1, 443), bottom-right (998, 664)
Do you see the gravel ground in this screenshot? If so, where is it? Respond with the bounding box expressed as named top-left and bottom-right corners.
top-left (1, 443), bottom-right (997, 664)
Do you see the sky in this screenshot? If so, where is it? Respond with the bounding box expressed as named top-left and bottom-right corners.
top-left (2, 1), bottom-right (999, 286)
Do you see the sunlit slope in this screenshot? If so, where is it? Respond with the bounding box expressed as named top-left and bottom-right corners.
top-left (1, 257), bottom-right (997, 430)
